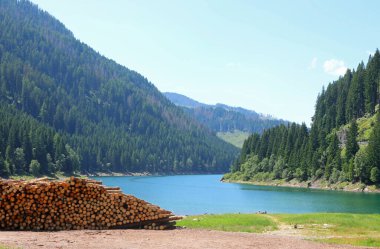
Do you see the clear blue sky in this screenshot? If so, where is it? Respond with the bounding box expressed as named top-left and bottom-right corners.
top-left (30, 0), bottom-right (380, 124)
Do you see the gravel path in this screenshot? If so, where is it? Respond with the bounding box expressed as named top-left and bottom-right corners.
top-left (0, 229), bottom-right (371, 249)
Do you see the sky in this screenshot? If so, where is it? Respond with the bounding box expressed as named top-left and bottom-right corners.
top-left (30, 0), bottom-right (380, 124)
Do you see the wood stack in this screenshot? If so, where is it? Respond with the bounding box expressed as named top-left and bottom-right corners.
top-left (0, 177), bottom-right (181, 231)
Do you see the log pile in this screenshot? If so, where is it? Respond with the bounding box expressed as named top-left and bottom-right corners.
top-left (0, 177), bottom-right (181, 231)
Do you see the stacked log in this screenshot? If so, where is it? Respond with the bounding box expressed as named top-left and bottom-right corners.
top-left (0, 177), bottom-right (181, 231)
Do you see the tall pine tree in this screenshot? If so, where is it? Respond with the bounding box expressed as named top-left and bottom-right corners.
top-left (364, 50), bottom-right (380, 114)
top-left (346, 119), bottom-right (359, 161)
top-left (346, 63), bottom-right (365, 120)
top-left (367, 112), bottom-right (380, 183)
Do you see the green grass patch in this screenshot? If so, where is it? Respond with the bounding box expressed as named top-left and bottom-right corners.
top-left (275, 213), bottom-right (380, 236)
top-left (337, 113), bottom-right (376, 149)
top-left (178, 213), bottom-right (380, 247)
top-left (177, 213), bottom-right (277, 233)
top-left (8, 172), bottom-right (87, 181)
top-left (0, 244), bottom-right (17, 249)
top-left (317, 237), bottom-right (380, 247)
top-left (217, 131), bottom-right (250, 148)
top-left (357, 114), bottom-right (377, 141)
top-left (9, 175), bottom-right (39, 180)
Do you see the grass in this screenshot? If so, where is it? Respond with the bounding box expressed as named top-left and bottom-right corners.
top-left (317, 237), bottom-right (380, 247)
top-left (357, 114), bottom-right (377, 141)
top-left (177, 213), bottom-right (380, 247)
top-left (275, 213), bottom-right (380, 235)
top-left (8, 172), bottom-right (87, 181)
top-left (275, 213), bottom-right (380, 247)
top-left (0, 245), bottom-right (17, 249)
top-left (217, 131), bottom-right (250, 148)
top-left (337, 113), bottom-right (376, 148)
top-left (177, 213), bottom-right (277, 233)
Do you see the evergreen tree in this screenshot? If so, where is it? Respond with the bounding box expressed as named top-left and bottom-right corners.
top-left (367, 113), bottom-right (380, 183)
top-left (364, 50), bottom-right (380, 114)
top-left (346, 119), bottom-right (359, 161)
top-left (14, 148), bottom-right (26, 174)
top-left (29, 160), bottom-right (40, 176)
top-left (325, 133), bottom-right (341, 179)
top-left (370, 167), bottom-right (379, 183)
top-left (346, 63), bottom-right (365, 120)
top-left (0, 154), bottom-right (10, 177)
top-left (336, 71), bottom-right (351, 126)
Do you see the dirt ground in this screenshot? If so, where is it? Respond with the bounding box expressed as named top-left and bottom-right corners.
top-left (0, 228), bottom-right (371, 249)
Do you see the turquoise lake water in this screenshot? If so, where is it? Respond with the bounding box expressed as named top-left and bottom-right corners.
top-left (92, 174), bottom-right (380, 215)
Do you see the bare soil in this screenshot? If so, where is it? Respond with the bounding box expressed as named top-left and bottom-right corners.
top-left (0, 228), bottom-right (371, 249)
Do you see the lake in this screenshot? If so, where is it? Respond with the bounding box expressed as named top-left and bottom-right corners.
top-left (92, 174), bottom-right (380, 215)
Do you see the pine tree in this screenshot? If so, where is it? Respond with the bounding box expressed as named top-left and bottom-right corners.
top-left (346, 63), bottom-right (365, 120)
top-left (336, 71), bottom-right (351, 126)
top-left (29, 160), bottom-right (41, 176)
top-left (367, 113), bottom-right (380, 183)
top-left (325, 133), bottom-right (341, 179)
top-left (0, 154), bottom-right (10, 177)
top-left (364, 50), bottom-right (380, 114)
top-left (346, 119), bottom-right (359, 161)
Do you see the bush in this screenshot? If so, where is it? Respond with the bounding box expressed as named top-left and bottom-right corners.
top-left (0, 156), bottom-right (10, 177)
top-left (329, 169), bottom-right (340, 184)
top-left (29, 160), bottom-right (41, 176)
top-left (295, 168), bottom-right (307, 181)
top-left (252, 172), bottom-right (273, 182)
top-left (314, 169), bottom-right (324, 180)
top-left (273, 157), bottom-right (285, 179)
top-left (353, 149), bottom-right (369, 182)
top-left (370, 167), bottom-right (379, 184)
top-left (338, 171), bottom-right (349, 182)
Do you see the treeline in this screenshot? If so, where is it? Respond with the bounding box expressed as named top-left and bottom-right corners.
top-left (164, 92), bottom-right (288, 134)
top-left (0, 106), bottom-right (79, 177)
top-left (0, 0), bottom-right (238, 177)
top-left (183, 105), bottom-right (288, 134)
top-left (226, 50), bottom-right (380, 185)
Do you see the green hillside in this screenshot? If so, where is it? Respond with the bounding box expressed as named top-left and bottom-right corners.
top-left (217, 131), bottom-right (250, 148)
top-left (225, 50), bottom-right (380, 186)
top-left (0, 0), bottom-right (238, 177)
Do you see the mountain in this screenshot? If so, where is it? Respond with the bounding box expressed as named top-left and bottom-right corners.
top-left (225, 50), bottom-right (380, 186)
top-left (164, 92), bottom-right (288, 147)
top-left (162, 92), bottom-right (206, 108)
top-left (0, 0), bottom-right (239, 177)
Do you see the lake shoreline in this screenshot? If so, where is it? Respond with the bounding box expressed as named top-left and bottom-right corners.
top-left (87, 171), bottom-right (224, 177)
top-left (222, 178), bottom-right (380, 193)
top-left (6, 171), bottom-right (224, 180)
top-left (87, 171), bottom-right (151, 177)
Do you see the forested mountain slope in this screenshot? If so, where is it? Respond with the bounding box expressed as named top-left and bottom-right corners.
top-left (164, 92), bottom-right (288, 135)
top-left (0, 0), bottom-right (238, 177)
top-left (225, 50), bottom-right (380, 185)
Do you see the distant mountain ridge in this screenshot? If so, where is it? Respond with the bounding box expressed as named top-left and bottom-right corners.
top-left (164, 92), bottom-right (261, 119)
top-left (163, 92), bottom-right (206, 108)
top-left (164, 92), bottom-right (288, 134)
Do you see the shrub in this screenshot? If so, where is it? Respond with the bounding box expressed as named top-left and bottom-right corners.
top-left (29, 160), bottom-right (41, 176)
top-left (370, 167), bottom-right (379, 184)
